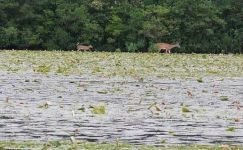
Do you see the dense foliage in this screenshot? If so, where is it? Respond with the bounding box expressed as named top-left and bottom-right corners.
top-left (0, 0), bottom-right (242, 53)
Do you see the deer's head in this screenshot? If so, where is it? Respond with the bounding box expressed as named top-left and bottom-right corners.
top-left (89, 45), bottom-right (93, 49)
top-left (175, 42), bottom-right (180, 48)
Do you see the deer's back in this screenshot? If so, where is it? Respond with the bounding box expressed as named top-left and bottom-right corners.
top-left (77, 45), bottom-right (91, 51)
top-left (156, 43), bottom-right (172, 49)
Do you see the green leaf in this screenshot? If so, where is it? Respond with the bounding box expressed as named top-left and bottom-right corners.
top-left (182, 106), bottom-right (191, 113)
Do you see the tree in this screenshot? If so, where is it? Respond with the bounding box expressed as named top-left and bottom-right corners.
top-left (171, 0), bottom-right (225, 53)
top-left (0, 0), bottom-right (241, 53)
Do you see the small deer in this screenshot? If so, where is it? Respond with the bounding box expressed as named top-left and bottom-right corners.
top-left (76, 43), bottom-right (93, 51)
top-left (156, 42), bottom-right (180, 53)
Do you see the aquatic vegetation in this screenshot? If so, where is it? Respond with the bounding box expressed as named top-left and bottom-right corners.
top-left (38, 102), bottom-right (50, 109)
top-left (92, 66), bottom-right (102, 73)
top-left (7, 67), bottom-right (19, 72)
top-left (168, 131), bottom-right (175, 135)
top-left (202, 90), bottom-right (208, 93)
top-left (90, 105), bottom-right (106, 115)
top-left (220, 96), bottom-right (229, 101)
top-left (160, 139), bottom-right (167, 144)
top-left (78, 106), bottom-right (85, 112)
top-left (49, 141), bottom-right (62, 147)
top-left (196, 78), bottom-right (203, 83)
top-left (226, 127), bottom-right (235, 132)
top-left (182, 106), bottom-right (191, 113)
top-left (0, 51), bottom-right (243, 146)
top-left (0, 51), bottom-right (242, 79)
top-left (234, 118), bottom-right (240, 122)
top-left (207, 70), bottom-right (219, 74)
top-left (34, 65), bottom-right (51, 74)
top-left (56, 66), bottom-right (70, 74)
top-left (187, 91), bottom-right (193, 97)
top-left (24, 79), bottom-right (30, 82)
top-left (201, 55), bottom-right (207, 59)
top-left (148, 102), bottom-right (157, 110)
top-left (97, 90), bottom-right (108, 94)
top-left (1, 141), bottom-right (241, 150)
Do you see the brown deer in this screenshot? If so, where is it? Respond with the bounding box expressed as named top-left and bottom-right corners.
top-left (156, 42), bottom-right (180, 53)
top-left (76, 43), bottom-right (93, 51)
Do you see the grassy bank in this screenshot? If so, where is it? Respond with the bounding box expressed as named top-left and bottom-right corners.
top-left (0, 50), bottom-right (242, 78)
top-left (0, 141), bottom-right (242, 150)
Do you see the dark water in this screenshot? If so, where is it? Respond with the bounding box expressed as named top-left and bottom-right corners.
top-left (0, 72), bottom-right (243, 145)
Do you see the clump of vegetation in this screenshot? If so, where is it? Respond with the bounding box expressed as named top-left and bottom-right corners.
top-left (207, 70), bottom-right (219, 74)
top-left (38, 102), bottom-right (50, 109)
top-left (78, 105), bottom-right (85, 112)
top-left (226, 127), bottom-right (235, 132)
top-left (24, 79), bottom-right (30, 82)
top-left (1, 51), bottom-right (243, 78)
top-left (49, 141), bottom-right (62, 147)
top-left (220, 96), bottom-right (229, 101)
top-left (168, 131), bottom-right (175, 135)
top-left (92, 66), bottom-right (102, 73)
top-left (148, 102), bottom-right (161, 111)
top-left (7, 67), bottom-right (19, 72)
top-left (196, 78), bottom-right (203, 83)
top-left (34, 65), bottom-right (51, 74)
top-left (90, 105), bottom-right (106, 115)
top-left (0, 141), bottom-right (242, 150)
top-left (202, 90), bottom-right (208, 93)
top-left (201, 55), bottom-right (207, 59)
top-left (97, 90), bottom-right (108, 94)
top-left (161, 139), bottom-right (167, 144)
top-left (56, 66), bottom-right (70, 74)
top-left (148, 102), bottom-right (156, 109)
top-left (182, 106), bottom-right (191, 113)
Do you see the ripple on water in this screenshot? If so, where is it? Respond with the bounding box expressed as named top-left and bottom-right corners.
top-left (0, 72), bottom-right (243, 144)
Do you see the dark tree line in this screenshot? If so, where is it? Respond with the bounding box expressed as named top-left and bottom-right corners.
top-left (0, 0), bottom-right (242, 53)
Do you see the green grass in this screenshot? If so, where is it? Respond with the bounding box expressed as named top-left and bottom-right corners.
top-left (0, 50), bottom-right (242, 78)
top-left (0, 141), bottom-right (242, 150)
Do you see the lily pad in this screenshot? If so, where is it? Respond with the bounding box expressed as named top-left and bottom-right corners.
top-left (182, 106), bottom-right (191, 113)
top-left (90, 105), bottom-right (106, 114)
top-left (220, 96), bottom-right (229, 101)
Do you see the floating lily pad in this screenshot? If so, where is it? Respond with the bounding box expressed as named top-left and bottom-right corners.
top-left (196, 78), bottom-right (203, 83)
top-left (226, 127), bottom-right (235, 132)
top-left (78, 106), bottom-right (85, 112)
top-left (90, 105), bottom-right (106, 114)
top-left (220, 96), bottom-right (229, 101)
top-left (182, 106), bottom-right (191, 113)
top-left (97, 90), bottom-right (108, 94)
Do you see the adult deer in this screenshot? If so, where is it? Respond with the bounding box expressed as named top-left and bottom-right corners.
top-left (156, 42), bottom-right (180, 53)
top-left (76, 43), bottom-right (93, 51)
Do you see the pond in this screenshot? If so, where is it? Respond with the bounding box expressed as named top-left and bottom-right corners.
top-left (0, 72), bottom-right (243, 145)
